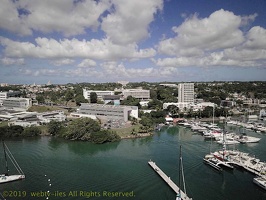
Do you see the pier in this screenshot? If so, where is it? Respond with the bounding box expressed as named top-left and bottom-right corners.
top-left (148, 161), bottom-right (192, 200)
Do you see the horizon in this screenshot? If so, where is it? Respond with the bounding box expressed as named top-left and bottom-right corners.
top-left (1, 0), bottom-right (266, 84)
top-left (2, 80), bottom-right (266, 86)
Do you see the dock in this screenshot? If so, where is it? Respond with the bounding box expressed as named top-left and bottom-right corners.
top-left (148, 161), bottom-right (192, 200)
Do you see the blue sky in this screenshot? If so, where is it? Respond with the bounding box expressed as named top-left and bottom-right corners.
top-left (0, 0), bottom-right (266, 84)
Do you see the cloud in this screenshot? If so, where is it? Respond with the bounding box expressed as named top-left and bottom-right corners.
top-left (0, 0), bottom-right (110, 36)
top-left (158, 9), bottom-right (246, 56)
top-left (0, 0), bottom-right (163, 41)
top-left (1, 57), bottom-right (25, 65)
top-left (0, 37), bottom-right (156, 61)
top-left (0, 0), bottom-right (32, 36)
top-left (240, 13), bottom-right (258, 27)
top-left (220, 26), bottom-right (266, 63)
top-left (78, 59), bottom-right (97, 67)
top-left (101, 0), bottom-right (163, 45)
top-left (0, 0), bottom-right (161, 71)
top-left (20, 68), bottom-right (60, 77)
top-left (154, 57), bottom-right (195, 67)
top-left (18, 61), bottom-right (178, 81)
top-left (64, 67), bottom-right (102, 78)
top-left (100, 61), bottom-right (178, 79)
top-left (51, 58), bottom-right (75, 66)
top-left (155, 9), bottom-right (266, 69)
top-left (244, 26), bottom-right (266, 50)
top-left (154, 51), bottom-right (265, 68)
top-left (1, 3), bottom-right (265, 83)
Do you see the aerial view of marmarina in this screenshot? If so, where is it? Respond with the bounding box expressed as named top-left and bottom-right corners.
top-left (1, 0), bottom-right (266, 200)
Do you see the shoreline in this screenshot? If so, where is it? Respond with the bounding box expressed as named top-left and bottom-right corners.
top-left (120, 132), bottom-right (154, 139)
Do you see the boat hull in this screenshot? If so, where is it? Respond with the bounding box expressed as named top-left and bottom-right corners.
top-left (238, 137), bottom-right (261, 143)
top-left (0, 174), bottom-right (25, 184)
top-left (253, 177), bottom-right (266, 190)
top-left (203, 158), bottom-right (223, 171)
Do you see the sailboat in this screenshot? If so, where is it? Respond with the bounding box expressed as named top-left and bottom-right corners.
top-left (212, 131), bottom-right (234, 169)
top-left (0, 141), bottom-right (25, 184)
top-left (148, 145), bottom-right (191, 200)
top-left (176, 145), bottom-right (191, 200)
top-left (203, 123), bottom-right (234, 170)
top-left (203, 122), bottom-right (223, 171)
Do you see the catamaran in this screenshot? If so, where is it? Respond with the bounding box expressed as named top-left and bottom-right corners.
top-left (204, 126), bottom-right (234, 171)
top-left (0, 141), bottom-right (25, 184)
top-left (203, 155), bottom-right (223, 171)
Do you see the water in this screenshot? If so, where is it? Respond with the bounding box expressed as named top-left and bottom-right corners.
top-left (1, 125), bottom-right (266, 200)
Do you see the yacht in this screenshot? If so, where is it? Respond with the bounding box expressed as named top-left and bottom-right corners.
top-left (243, 123), bottom-right (254, 129)
top-left (236, 135), bottom-right (261, 143)
top-left (226, 120), bottom-right (236, 126)
top-left (257, 126), bottom-right (266, 133)
top-left (191, 125), bottom-right (207, 133)
top-left (216, 133), bottom-right (239, 145)
top-left (182, 122), bottom-right (193, 127)
top-left (212, 151), bottom-right (235, 169)
top-left (216, 138), bottom-right (239, 145)
top-left (253, 176), bottom-right (266, 190)
top-left (204, 154), bottom-right (234, 170)
top-left (203, 155), bottom-right (222, 171)
top-left (203, 130), bottom-right (221, 139)
top-left (206, 123), bottom-right (219, 129)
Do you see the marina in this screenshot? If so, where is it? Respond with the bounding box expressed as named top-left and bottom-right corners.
top-left (0, 123), bottom-right (266, 200)
top-left (178, 119), bottom-right (266, 190)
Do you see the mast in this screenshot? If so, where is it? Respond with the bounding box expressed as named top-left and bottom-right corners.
top-left (212, 105), bottom-right (215, 125)
top-left (222, 120), bottom-right (226, 160)
top-left (2, 141), bottom-right (8, 175)
top-left (179, 145), bottom-right (187, 198)
top-left (222, 132), bottom-right (226, 160)
top-left (179, 145), bottom-right (182, 198)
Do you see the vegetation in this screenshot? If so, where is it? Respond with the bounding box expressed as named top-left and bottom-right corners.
top-left (36, 95), bottom-right (45, 104)
top-left (148, 99), bottom-right (163, 110)
top-left (75, 94), bottom-right (88, 106)
top-left (137, 110), bottom-right (166, 134)
top-left (46, 121), bottom-right (66, 136)
top-left (0, 125), bottom-right (40, 138)
top-left (166, 105), bottom-right (179, 117)
top-left (156, 86), bottom-right (178, 102)
top-left (90, 92), bottom-right (97, 103)
top-left (0, 85), bottom-right (22, 92)
top-left (0, 118), bottom-right (120, 144)
top-left (195, 81), bottom-right (266, 105)
top-left (120, 96), bottom-right (140, 108)
top-left (47, 118), bottom-right (121, 144)
top-left (65, 90), bottom-right (75, 105)
top-left (112, 124), bottom-right (141, 137)
top-left (90, 130), bottom-right (120, 144)
top-left (22, 127), bottom-right (42, 137)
